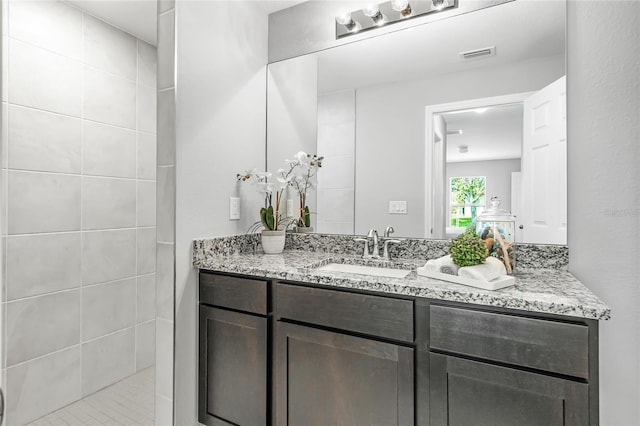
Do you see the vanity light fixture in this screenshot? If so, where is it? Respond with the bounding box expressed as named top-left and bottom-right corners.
top-left (391, 0), bottom-right (412, 18)
top-left (363, 5), bottom-right (386, 26)
top-left (335, 0), bottom-right (456, 38)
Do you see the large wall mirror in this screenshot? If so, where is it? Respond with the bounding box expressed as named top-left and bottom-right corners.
top-left (266, 0), bottom-right (567, 244)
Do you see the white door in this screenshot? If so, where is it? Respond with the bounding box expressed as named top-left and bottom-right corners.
top-left (521, 76), bottom-right (567, 244)
top-left (510, 171), bottom-right (523, 243)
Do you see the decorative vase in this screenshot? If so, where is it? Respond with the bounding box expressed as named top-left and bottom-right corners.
top-left (296, 226), bottom-right (314, 234)
top-left (261, 229), bottom-right (286, 254)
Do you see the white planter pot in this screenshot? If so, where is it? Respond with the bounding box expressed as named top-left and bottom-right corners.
top-left (261, 230), bottom-right (286, 254)
top-left (296, 226), bottom-right (314, 234)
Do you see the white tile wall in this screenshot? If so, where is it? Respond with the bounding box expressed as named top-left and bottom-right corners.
top-left (82, 177), bottom-right (137, 230)
top-left (8, 105), bottom-right (82, 173)
top-left (137, 180), bottom-right (157, 227)
top-left (8, 171), bottom-right (81, 234)
top-left (8, 38), bottom-right (82, 116)
top-left (83, 66), bottom-right (137, 129)
top-left (155, 318), bottom-right (173, 399)
top-left (137, 228), bottom-right (157, 275)
top-left (156, 243), bottom-right (174, 321)
top-left (1, 2), bottom-right (158, 421)
top-left (81, 328), bottom-right (136, 396)
top-left (138, 84), bottom-right (157, 133)
top-left (138, 40), bottom-right (158, 88)
top-left (137, 132), bottom-right (157, 180)
top-left (6, 289), bottom-right (81, 366)
top-left (136, 321), bottom-right (156, 371)
top-left (82, 279), bottom-right (136, 340)
top-left (8, 0), bottom-right (83, 60)
top-left (83, 121), bottom-right (136, 178)
top-left (6, 232), bottom-right (81, 300)
top-left (83, 14), bottom-right (137, 80)
top-left (136, 274), bottom-right (156, 323)
top-left (5, 346), bottom-right (82, 425)
top-left (82, 229), bottom-right (137, 285)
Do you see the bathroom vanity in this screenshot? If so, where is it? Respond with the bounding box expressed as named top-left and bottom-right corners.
top-left (194, 238), bottom-right (609, 426)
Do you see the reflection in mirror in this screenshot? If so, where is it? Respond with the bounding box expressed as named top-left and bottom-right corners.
top-left (266, 0), bottom-right (567, 244)
top-left (439, 103), bottom-right (523, 241)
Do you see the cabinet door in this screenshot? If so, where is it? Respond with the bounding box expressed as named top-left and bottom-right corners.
top-left (430, 354), bottom-right (589, 426)
top-left (199, 305), bottom-right (268, 426)
top-left (276, 321), bottom-right (414, 426)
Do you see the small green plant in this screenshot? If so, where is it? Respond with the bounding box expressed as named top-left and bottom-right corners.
top-left (449, 228), bottom-right (488, 267)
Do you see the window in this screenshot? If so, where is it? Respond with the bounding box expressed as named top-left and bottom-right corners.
top-left (450, 176), bottom-right (486, 229)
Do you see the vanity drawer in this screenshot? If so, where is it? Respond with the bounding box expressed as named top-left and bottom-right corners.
top-left (199, 272), bottom-right (268, 315)
top-left (277, 282), bottom-right (414, 343)
top-left (430, 305), bottom-right (589, 379)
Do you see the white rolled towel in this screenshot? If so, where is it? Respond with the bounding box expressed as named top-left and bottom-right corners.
top-left (424, 255), bottom-right (460, 276)
top-left (458, 257), bottom-right (507, 282)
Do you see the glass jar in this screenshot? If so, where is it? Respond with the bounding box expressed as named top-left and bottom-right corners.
top-left (476, 196), bottom-right (516, 274)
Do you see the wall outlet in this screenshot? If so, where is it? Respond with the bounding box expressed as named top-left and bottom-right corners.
top-left (229, 197), bottom-right (240, 220)
top-left (389, 200), bottom-right (408, 214)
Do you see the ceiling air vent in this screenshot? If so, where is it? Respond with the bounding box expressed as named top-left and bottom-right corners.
top-left (459, 46), bottom-right (496, 61)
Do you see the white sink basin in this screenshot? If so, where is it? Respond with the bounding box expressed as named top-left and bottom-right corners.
top-left (314, 263), bottom-right (412, 279)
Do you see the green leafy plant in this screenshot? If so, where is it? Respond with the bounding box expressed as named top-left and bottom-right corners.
top-left (449, 228), bottom-right (488, 267)
top-left (300, 205), bottom-right (311, 227)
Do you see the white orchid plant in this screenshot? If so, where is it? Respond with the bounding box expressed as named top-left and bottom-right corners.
top-left (287, 151), bottom-right (323, 227)
top-left (237, 151), bottom-right (323, 232)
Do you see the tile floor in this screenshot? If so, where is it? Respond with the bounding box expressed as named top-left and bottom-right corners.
top-left (26, 368), bottom-right (155, 426)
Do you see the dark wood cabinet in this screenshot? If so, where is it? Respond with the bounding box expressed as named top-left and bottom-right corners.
top-left (430, 353), bottom-right (589, 426)
top-left (198, 305), bottom-right (268, 426)
top-left (275, 321), bottom-right (414, 426)
top-left (198, 272), bottom-right (271, 426)
top-left (198, 271), bottom-right (599, 426)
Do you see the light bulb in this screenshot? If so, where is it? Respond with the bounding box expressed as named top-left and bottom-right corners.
top-left (391, 0), bottom-right (412, 17)
top-left (363, 4), bottom-right (386, 26)
top-left (335, 12), bottom-right (352, 25)
top-left (432, 0), bottom-right (446, 11)
top-left (335, 12), bottom-right (360, 32)
top-left (362, 4), bottom-right (380, 17)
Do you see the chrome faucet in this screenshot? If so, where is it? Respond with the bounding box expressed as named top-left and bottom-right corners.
top-left (382, 239), bottom-right (401, 260)
top-left (367, 229), bottom-right (380, 258)
top-left (384, 226), bottom-right (395, 237)
top-left (353, 237), bottom-right (371, 258)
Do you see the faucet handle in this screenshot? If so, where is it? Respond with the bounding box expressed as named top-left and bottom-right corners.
top-left (382, 239), bottom-right (401, 260)
top-left (354, 238), bottom-right (371, 258)
top-left (367, 229), bottom-right (378, 238)
top-left (384, 226), bottom-right (395, 237)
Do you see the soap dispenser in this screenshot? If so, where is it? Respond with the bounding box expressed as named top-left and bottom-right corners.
top-left (476, 196), bottom-right (516, 274)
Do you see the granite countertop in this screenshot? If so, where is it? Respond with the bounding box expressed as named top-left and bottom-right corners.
top-left (194, 249), bottom-right (611, 321)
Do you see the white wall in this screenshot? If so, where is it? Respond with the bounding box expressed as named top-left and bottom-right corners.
top-left (173, 2), bottom-right (269, 425)
top-left (567, 1), bottom-right (640, 424)
top-left (354, 54), bottom-right (564, 237)
top-left (317, 90), bottom-right (356, 234)
top-left (1, 1), bottom-right (157, 424)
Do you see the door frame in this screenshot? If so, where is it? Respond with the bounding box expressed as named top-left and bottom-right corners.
top-left (424, 92), bottom-right (534, 239)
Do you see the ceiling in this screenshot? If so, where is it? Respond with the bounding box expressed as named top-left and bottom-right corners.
top-left (441, 103), bottom-right (523, 163)
top-left (66, 0), bottom-right (307, 46)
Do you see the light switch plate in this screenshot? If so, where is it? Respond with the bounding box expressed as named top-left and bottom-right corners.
top-left (389, 200), bottom-right (408, 214)
top-left (229, 197), bottom-right (240, 220)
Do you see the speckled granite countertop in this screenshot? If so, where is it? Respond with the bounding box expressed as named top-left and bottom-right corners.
top-left (194, 249), bottom-right (611, 321)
